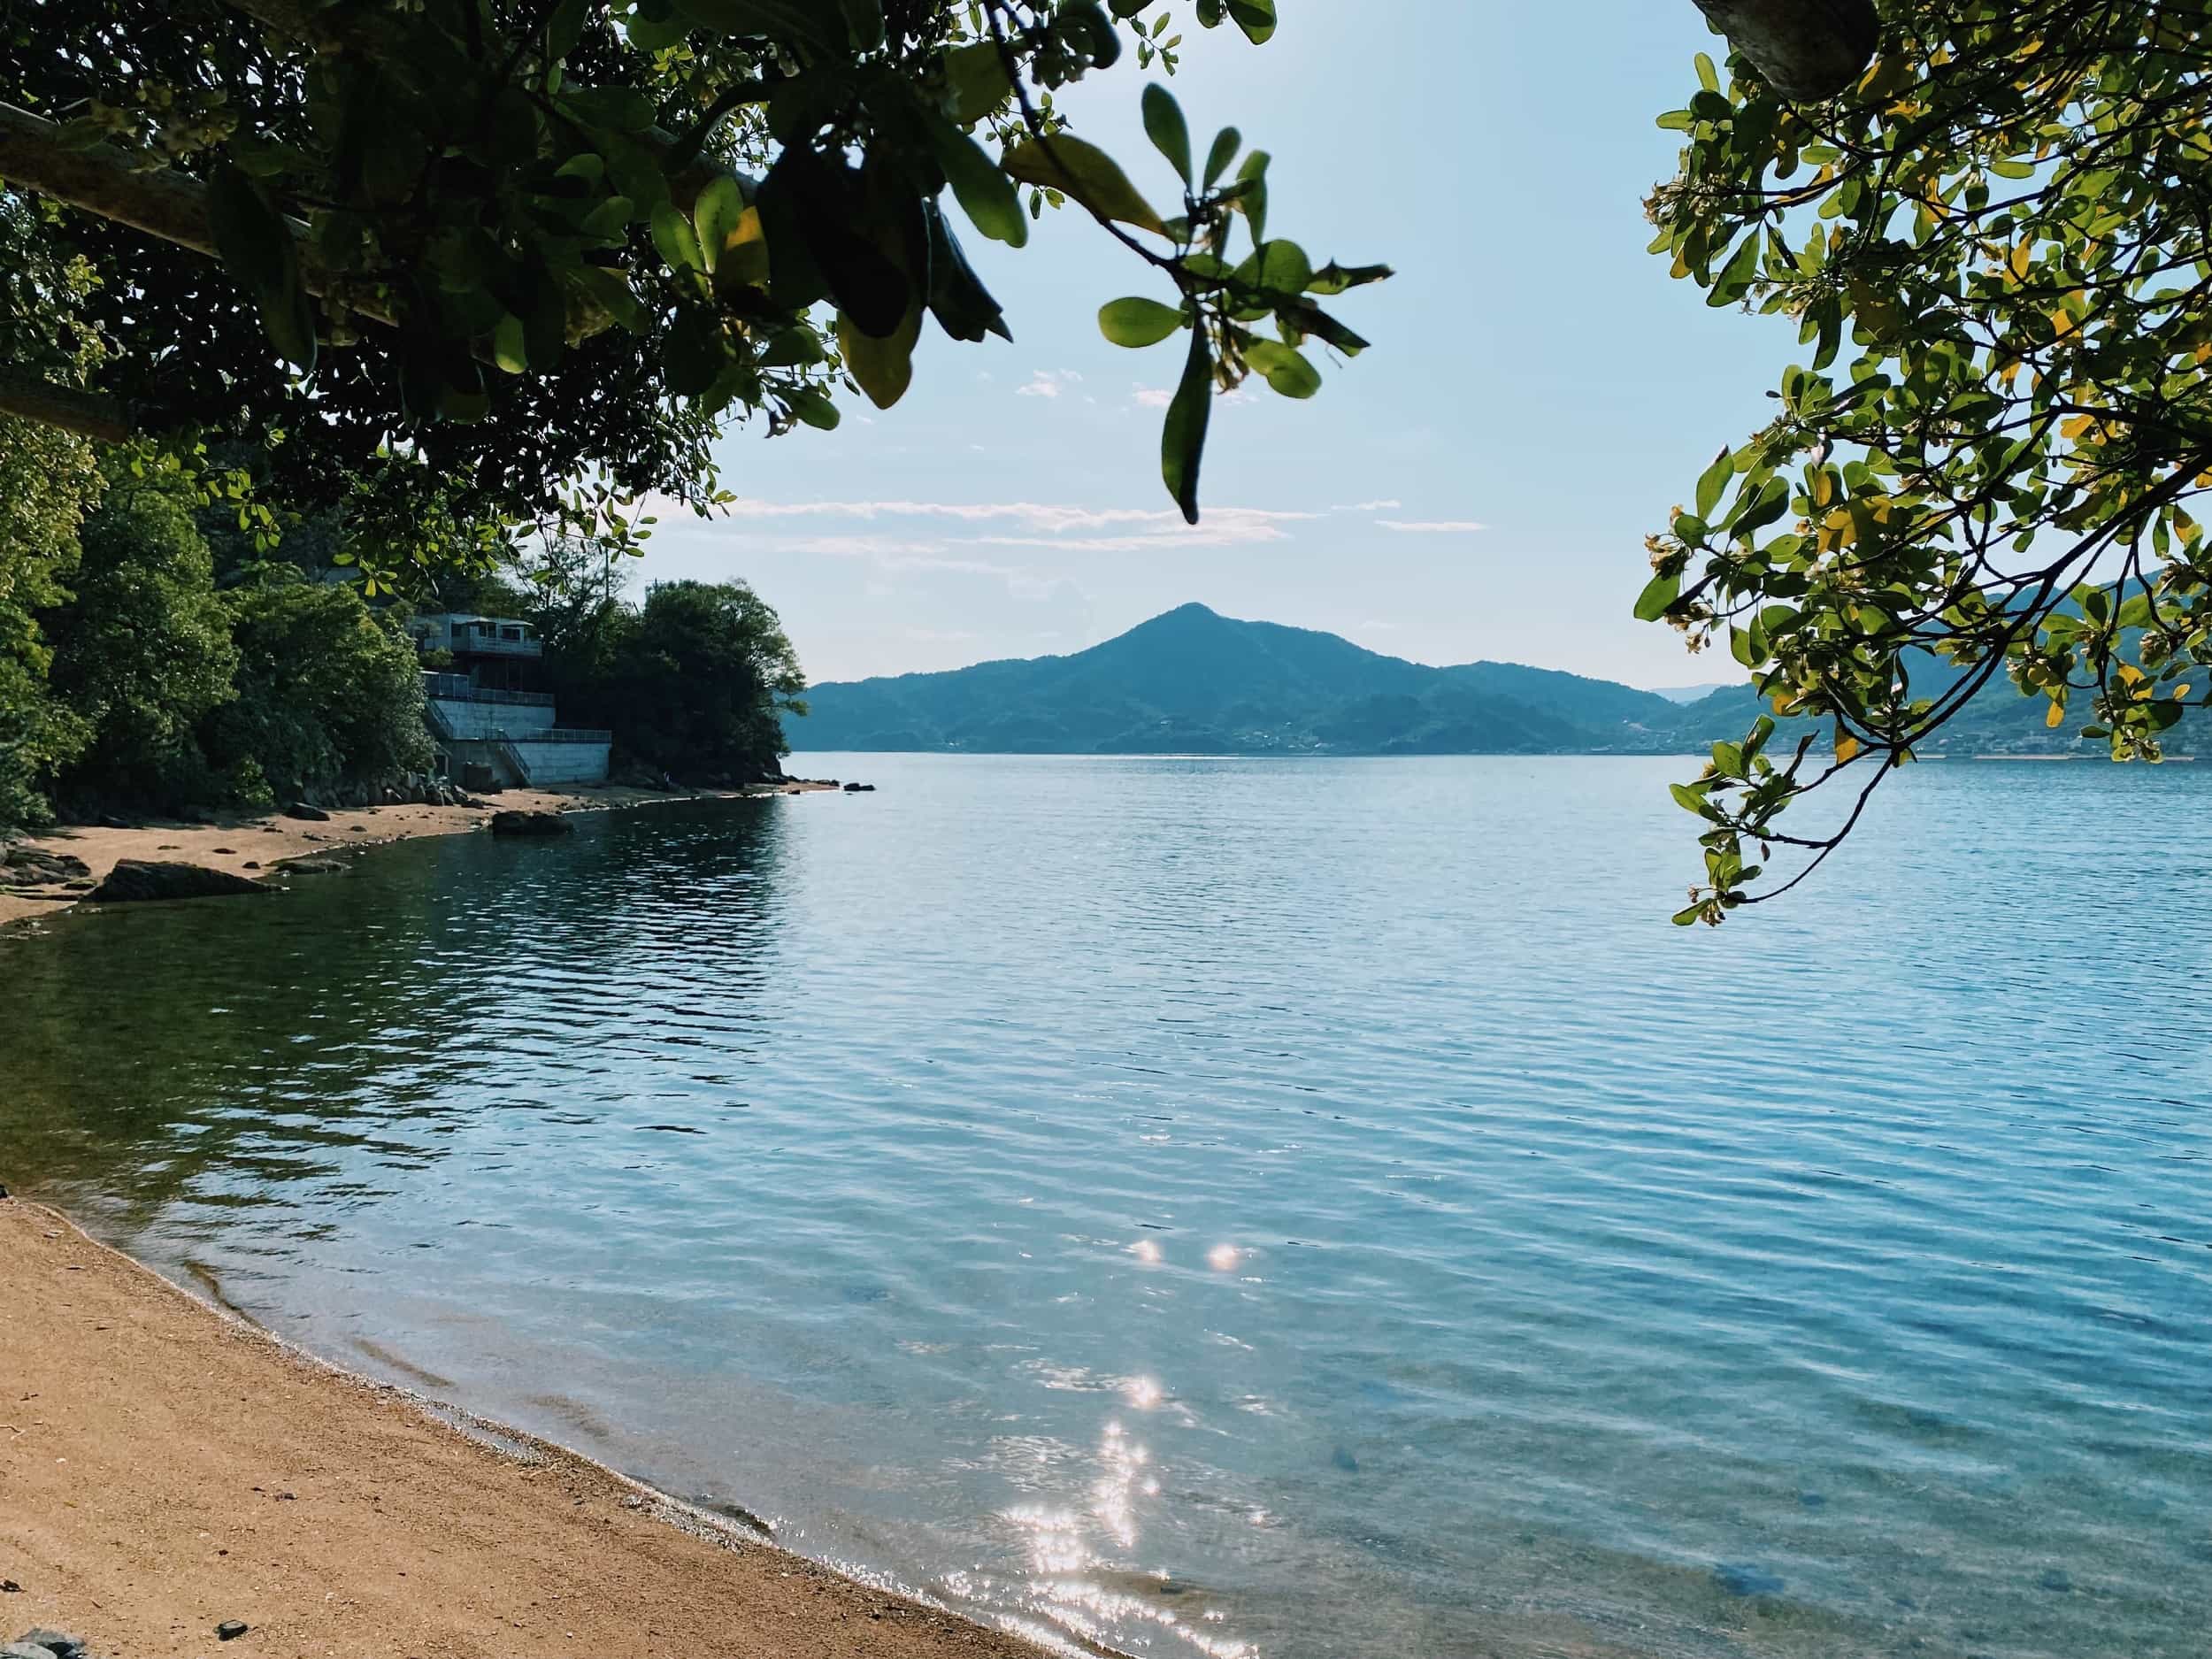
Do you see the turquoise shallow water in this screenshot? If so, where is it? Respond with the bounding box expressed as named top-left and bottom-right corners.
top-left (2, 755), bottom-right (2208, 1659)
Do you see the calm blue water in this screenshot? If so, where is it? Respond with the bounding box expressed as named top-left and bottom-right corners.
top-left (2, 756), bottom-right (2208, 1659)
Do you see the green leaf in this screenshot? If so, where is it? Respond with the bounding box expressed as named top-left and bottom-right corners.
top-left (943, 42), bottom-right (1014, 127)
top-left (836, 0), bottom-right (885, 51)
top-left (673, 0), bottom-right (840, 47)
top-left (1243, 238), bottom-right (1311, 294)
top-left (1694, 448), bottom-right (1733, 519)
top-left (652, 203), bottom-right (705, 273)
top-left (207, 162), bottom-right (292, 299)
top-left (663, 306), bottom-right (723, 396)
top-left (578, 194), bottom-right (635, 242)
top-left (758, 324), bottom-right (826, 368)
top-left (1161, 326), bottom-right (1213, 524)
top-left (1233, 150), bottom-right (1269, 245)
top-left (1668, 782), bottom-right (1715, 818)
top-left (1225, 0), bottom-right (1276, 44)
top-left (838, 303), bottom-right (922, 410)
top-left (1304, 260), bottom-right (1391, 295)
top-left (691, 176), bottom-right (748, 273)
top-left (1141, 83), bottom-right (1192, 184)
top-left (1708, 231), bottom-right (1762, 306)
top-left (1098, 296), bottom-right (1185, 347)
top-left (1202, 127), bottom-right (1241, 188)
top-left (492, 312), bottom-right (529, 373)
top-left (206, 163), bottom-right (316, 373)
top-left (1243, 337), bottom-right (1321, 397)
top-left (546, 0), bottom-right (591, 61)
top-left (788, 385), bottom-right (841, 429)
top-left (569, 265), bottom-right (648, 332)
top-left (924, 202), bottom-right (1012, 343)
top-left (1634, 570), bottom-right (1682, 621)
top-left (1002, 135), bottom-right (1167, 234)
top-left (925, 114), bottom-right (1028, 247)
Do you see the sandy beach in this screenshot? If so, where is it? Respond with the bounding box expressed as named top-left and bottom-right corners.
top-left (0, 784), bottom-right (832, 931)
top-left (0, 1199), bottom-right (1044, 1659)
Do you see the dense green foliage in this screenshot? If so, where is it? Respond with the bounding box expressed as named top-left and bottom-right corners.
top-left (4, 0), bottom-right (1384, 563)
top-left (204, 570), bottom-right (434, 804)
top-left (548, 578), bottom-right (805, 782)
top-left (1648, 4), bottom-right (2212, 919)
top-left (0, 434), bottom-right (435, 829)
top-left (42, 458), bottom-right (240, 810)
top-left (0, 199), bottom-right (103, 826)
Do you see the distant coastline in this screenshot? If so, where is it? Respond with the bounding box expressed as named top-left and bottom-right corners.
top-left (795, 603), bottom-right (2153, 762)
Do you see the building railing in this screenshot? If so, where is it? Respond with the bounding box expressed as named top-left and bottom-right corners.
top-left (423, 673), bottom-right (555, 707)
top-left (534, 728), bottom-right (614, 744)
top-left (453, 632), bottom-right (542, 659)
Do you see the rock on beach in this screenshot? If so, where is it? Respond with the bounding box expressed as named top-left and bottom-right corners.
top-left (86, 861), bottom-right (271, 903)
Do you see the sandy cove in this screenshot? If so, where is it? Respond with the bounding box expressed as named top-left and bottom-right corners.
top-left (0, 783), bottom-right (840, 930)
top-left (0, 1200), bottom-right (1044, 1659)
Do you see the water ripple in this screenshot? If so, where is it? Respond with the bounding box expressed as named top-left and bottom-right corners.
top-left (3, 756), bottom-right (2209, 1659)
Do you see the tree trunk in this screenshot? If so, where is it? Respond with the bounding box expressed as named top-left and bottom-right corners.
top-left (1691, 0), bottom-right (1881, 100)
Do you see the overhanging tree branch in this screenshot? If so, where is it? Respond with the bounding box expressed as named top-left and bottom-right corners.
top-left (0, 101), bottom-right (221, 258)
top-left (0, 365), bottom-right (131, 442)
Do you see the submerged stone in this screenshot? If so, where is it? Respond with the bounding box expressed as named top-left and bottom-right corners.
top-left (489, 810), bottom-right (572, 838)
top-left (1713, 1562), bottom-right (1786, 1598)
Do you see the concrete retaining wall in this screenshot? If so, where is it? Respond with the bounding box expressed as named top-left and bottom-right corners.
top-left (510, 741), bottom-right (611, 786)
top-left (430, 697), bottom-right (556, 740)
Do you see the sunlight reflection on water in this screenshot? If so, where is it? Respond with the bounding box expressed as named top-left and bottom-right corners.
top-left (4, 755), bottom-right (2210, 1659)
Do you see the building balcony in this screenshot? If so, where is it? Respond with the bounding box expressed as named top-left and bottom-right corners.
top-left (423, 672), bottom-right (555, 707)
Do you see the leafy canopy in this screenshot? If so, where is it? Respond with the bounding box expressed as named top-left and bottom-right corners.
top-left (1646, 4), bottom-right (2212, 920)
top-left (2, 0), bottom-right (1387, 576)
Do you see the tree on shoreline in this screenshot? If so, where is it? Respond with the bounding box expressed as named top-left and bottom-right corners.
top-left (1647, 4), bottom-right (2212, 920)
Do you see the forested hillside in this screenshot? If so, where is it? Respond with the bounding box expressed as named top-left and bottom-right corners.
top-left (797, 604), bottom-right (2188, 759)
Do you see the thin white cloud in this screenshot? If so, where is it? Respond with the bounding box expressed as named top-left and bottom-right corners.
top-left (1132, 387), bottom-right (1172, 409)
top-left (710, 498), bottom-right (1317, 535)
top-left (1357, 618), bottom-right (1400, 632)
top-left (1337, 498), bottom-right (1401, 511)
top-left (1376, 518), bottom-right (1488, 534)
top-left (1016, 368), bottom-right (1083, 398)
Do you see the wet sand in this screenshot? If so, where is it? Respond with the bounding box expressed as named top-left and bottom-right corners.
top-left (0, 1198), bottom-right (1046, 1659)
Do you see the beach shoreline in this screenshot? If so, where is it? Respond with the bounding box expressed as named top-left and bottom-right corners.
top-left (0, 1197), bottom-right (1048, 1659)
top-left (0, 781), bottom-right (839, 931)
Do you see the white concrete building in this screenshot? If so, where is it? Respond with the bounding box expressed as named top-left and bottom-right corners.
top-left (409, 614), bottom-right (611, 789)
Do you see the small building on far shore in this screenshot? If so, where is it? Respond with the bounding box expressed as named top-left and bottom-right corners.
top-left (405, 613), bottom-right (611, 790)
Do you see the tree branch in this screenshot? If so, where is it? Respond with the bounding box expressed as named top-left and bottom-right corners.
top-left (0, 101), bottom-right (221, 258)
top-left (0, 365), bottom-right (133, 442)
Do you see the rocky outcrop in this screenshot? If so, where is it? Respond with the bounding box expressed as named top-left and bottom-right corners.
top-left (2, 847), bottom-right (91, 891)
top-left (282, 801), bottom-right (332, 821)
top-left (88, 861), bottom-right (271, 903)
top-left (489, 810), bottom-right (572, 838)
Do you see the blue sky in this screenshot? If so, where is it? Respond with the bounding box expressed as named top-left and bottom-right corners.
top-left (637, 0), bottom-right (1801, 688)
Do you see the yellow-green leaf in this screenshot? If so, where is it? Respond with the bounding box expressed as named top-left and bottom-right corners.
top-left (1002, 135), bottom-right (1166, 235)
top-left (838, 303), bottom-right (921, 410)
top-left (1098, 296), bottom-right (1184, 348)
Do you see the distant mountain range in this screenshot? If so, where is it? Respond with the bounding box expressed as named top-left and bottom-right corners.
top-left (791, 603), bottom-right (2166, 757)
